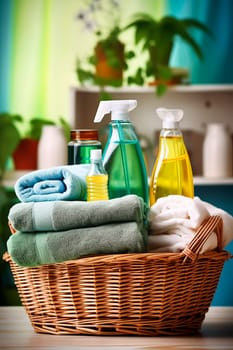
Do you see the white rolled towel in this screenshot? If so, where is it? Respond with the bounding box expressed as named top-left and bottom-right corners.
top-left (148, 195), bottom-right (233, 253)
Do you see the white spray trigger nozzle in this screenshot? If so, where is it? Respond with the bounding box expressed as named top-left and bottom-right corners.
top-left (156, 108), bottom-right (184, 129)
top-left (94, 100), bottom-right (137, 122)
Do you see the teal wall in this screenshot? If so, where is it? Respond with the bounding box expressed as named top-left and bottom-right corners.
top-left (0, 0), bottom-right (12, 111)
top-left (167, 0), bottom-right (233, 84)
top-left (195, 184), bottom-right (233, 306)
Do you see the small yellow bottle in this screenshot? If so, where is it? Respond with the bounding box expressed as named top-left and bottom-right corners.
top-left (150, 108), bottom-right (194, 206)
top-left (86, 149), bottom-right (109, 201)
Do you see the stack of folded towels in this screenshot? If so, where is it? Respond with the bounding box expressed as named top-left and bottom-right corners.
top-left (7, 165), bottom-right (148, 267)
top-left (7, 164), bottom-right (233, 267)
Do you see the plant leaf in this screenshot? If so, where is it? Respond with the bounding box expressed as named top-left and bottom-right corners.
top-left (156, 83), bottom-right (167, 96)
top-left (0, 120), bottom-right (20, 178)
top-left (182, 18), bottom-right (213, 37)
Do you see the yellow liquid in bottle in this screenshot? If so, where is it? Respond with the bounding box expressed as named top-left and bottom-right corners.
top-left (86, 174), bottom-right (109, 201)
top-left (150, 136), bottom-right (194, 205)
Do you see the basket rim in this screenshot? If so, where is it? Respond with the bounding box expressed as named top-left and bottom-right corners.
top-left (3, 249), bottom-right (230, 268)
top-left (3, 215), bottom-right (231, 268)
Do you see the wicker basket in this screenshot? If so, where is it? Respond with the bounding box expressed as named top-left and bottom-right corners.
top-left (4, 215), bottom-right (230, 336)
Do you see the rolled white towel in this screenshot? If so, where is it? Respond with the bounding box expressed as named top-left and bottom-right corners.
top-left (148, 195), bottom-right (233, 253)
top-left (149, 195), bottom-right (210, 235)
top-left (148, 232), bottom-right (194, 253)
top-left (204, 201), bottom-right (233, 248)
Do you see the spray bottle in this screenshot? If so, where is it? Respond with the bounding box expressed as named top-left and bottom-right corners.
top-left (150, 108), bottom-right (194, 205)
top-left (94, 99), bottom-right (148, 204)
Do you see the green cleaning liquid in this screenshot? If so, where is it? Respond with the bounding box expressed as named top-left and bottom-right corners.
top-left (68, 129), bottom-right (101, 165)
top-left (68, 143), bottom-right (101, 164)
top-left (104, 139), bottom-right (147, 200)
top-left (150, 108), bottom-right (194, 206)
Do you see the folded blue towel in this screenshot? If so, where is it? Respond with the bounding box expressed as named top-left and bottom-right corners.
top-left (14, 164), bottom-right (90, 202)
top-left (7, 222), bottom-right (147, 267)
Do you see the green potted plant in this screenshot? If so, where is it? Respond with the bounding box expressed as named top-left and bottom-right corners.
top-left (12, 116), bottom-right (70, 171)
top-left (77, 27), bottom-right (125, 88)
top-left (12, 117), bottom-right (55, 170)
top-left (0, 113), bottom-right (21, 182)
top-left (0, 113), bottom-right (70, 174)
top-left (124, 13), bottom-right (212, 95)
top-left (75, 0), bottom-right (127, 89)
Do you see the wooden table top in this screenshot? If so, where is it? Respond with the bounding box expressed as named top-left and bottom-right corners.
top-left (0, 306), bottom-right (232, 349)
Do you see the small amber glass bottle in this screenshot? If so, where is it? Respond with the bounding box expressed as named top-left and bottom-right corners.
top-left (68, 129), bottom-right (101, 165)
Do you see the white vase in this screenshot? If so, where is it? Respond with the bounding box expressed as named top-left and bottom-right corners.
top-left (37, 125), bottom-right (67, 169)
top-left (202, 123), bottom-right (232, 178)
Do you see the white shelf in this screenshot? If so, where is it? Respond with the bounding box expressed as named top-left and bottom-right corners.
top-left (194, 176), bottom-right (233, 185)
top-left (70, 84), bottom-right (233, 176)
top-left (71, 84), bottom-right (233, 94)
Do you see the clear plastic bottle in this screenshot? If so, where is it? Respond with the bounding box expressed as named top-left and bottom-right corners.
top-left (86, 149), bottom-right (109, 201)
top-left (68, 129), bottom-right (101, 165)
top-left (94, 100), bottom-right (148, 204)
top-left (150, 108), bottom-right (194, 205)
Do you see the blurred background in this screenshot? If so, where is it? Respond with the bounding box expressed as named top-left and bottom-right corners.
top-left (0, 0), bottom-right (233, 124)
top-left (0, 0), bottom-right (233, 306)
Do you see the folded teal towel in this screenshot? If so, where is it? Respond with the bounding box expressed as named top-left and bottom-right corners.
top-left (8, 195), bottom-right (147, 232)
top-left (14, 164), bottom-right (90, 202)
top-left (7, 222), bottom-right (147, 267)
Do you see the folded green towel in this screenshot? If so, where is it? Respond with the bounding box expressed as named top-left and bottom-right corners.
top-left (7, 222), bottom-right (147, 267)
top-left (8, 195), bottom-right (147, 232)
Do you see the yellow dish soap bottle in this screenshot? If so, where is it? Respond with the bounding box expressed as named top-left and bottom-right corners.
top-left (150, 108), bottom-right (194, 205)
top-left (86, 149), bottom-right (109, 201)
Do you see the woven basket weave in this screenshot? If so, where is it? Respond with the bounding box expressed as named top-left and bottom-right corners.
top-left (4, 215), bottom-right (230, 336)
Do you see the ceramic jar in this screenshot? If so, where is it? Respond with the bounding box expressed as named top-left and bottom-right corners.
top-left (38, 125), bottom-right (67, 169)
top-left (203, 123), bottom-right (232, 177)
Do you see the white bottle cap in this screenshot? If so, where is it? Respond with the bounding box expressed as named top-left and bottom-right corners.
top-left (94, 100), bottom-right (137, 122)
top-left (156, 108), bottom-right (184, 129)
top-left (90, 149), bottom-right (102, 160)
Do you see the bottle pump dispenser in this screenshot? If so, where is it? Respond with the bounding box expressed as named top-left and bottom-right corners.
top-left (94, 100), bottom-right (148, 204)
